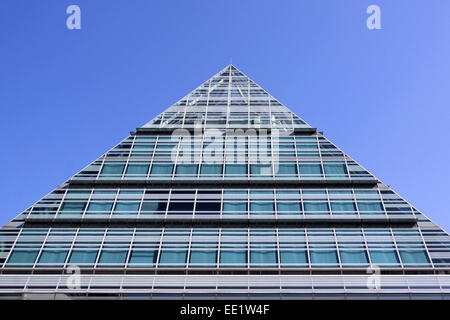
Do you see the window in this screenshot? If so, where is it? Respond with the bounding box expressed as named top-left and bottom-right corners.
top-left (195, 202), bottom-right (221, 213)
top-left (339, 250), bottom-right (369, 267)
top-left (277, 201), bottom-right (301, 215)
top-left (37, 250), bottom-right (68, 266)
top-left (86, 202), bottom-right (113, 215)
top-left (59, 201), bottom-right (86, 215)
top-left (168, 202), bottom-right (194, 212)
top-left (250, 201), bottom-right (274, 215)
top-left (276, 163), bottom-right (297, 177)
top-left (68, 250), bottom-right (98, 267)
top-left (113, 202), bottom-right (140, 214)
top-left (310, 250), bottom-right (339, 267)
top-left (200, 164), bottom-right (223, 177)
top-left (358, 201), bottom-right (384, 214)
top-left (223, 202), bottom-right (247, 215)
top-left (250, 164), bottom-right (272, 176)
top-left (7, 250), bottom-right (39, 266)
top-left (124, 164), bottom-right (149, 177)
top-left (331, 202), bottom-right (357, 215)
top-left (225, 164), bottom-right (247, 176)
top-left (323, 163), bottom-right (347, 177)
top-left (220, 250), bottom-right (247, 267)
top-left (159, 250), bottom-right (187, 267)
top-left (250, 250), bottom-right (277, 267)
top-left (150, 163), bottom-right (174, 177)
top-left (128, 250), bottom-right (157, 267)
top-left (304, 202), bottom-right (329, 215)
top-left (399, 250), bottom-right (430, 267)
top-left (140, 201), bottom-right (167, 214)
top-left (280, 251), bottom-right (308, 267)
top-left (369, 250), bottom-right (400, 267)
top-left (100, 163), bottom-right (125, 177)
top-left (189, 250), bottom-right (217, 267)
top-left (299, 164), bottom-right (322, 176)
top-left (98, 250), bottom-right (128, 267)
top-left (175, 164), bottom-right (198, 177)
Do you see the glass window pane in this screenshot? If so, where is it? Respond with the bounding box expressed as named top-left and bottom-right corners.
top-left (125, 164), bottom-right (149, 177)
top-left (59, 201), bottom-right (86, 215)
top-left (150, 164), bottom-right (174, 177)
top-left (250, 250), bottom-right (277, 267)
top-left (225, 164), bottom-right (247, 176)
top-left (220, 250), bottom-right (247, 267)
top-left (340, 250), bottom-right (369, 267)
top-left (68, 250), bottom-right (98, 267)
top-left (299, 164), bottom-right (322, 176)
top-left (175, 164), bottom-right (198, 177)
top-left (114, 202), bottom-right (140, 214)
top-left (86, 202), bottom-right (113, 215)
top-left (369, 250), bottom-right (400, 267)
top-left (323, 163), bottom-right (347, 177)
top-left (98, 250), bottom-right (127, 267)
top-left (310, 250), bottom-right (338, 267)
top-left (100, 163), bottom-right (125, 177)
top-left (189, 250), bottom-right (217, 267)
top-left (128, 250), bottom-right (157, 267)
top-left (200, 164), bottom-right (223, 177)
top-left (399, 250), bottom-right (430, 267)
top-left (7, 250), bottom-right (39, 266)
top-left (304, 202), bottom-right (329, 215)
top-left (280, 251), bottom-right (308, 267)
top-left (37, 250), bottom-right (68, 266)
top-left (159, 250), bottom-right (187, 267)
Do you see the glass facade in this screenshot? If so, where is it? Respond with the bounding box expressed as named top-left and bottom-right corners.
top-left (1, 65), bottom-right (450, 299)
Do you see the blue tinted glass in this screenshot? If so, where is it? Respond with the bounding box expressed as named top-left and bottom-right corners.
top-left (68, 250), bottom-right (98, 266)
top-left (125, 164), bottom-right (149, 177)
top-left (280, 251), bottom-right (308, 267)
top-left (98, 250), bottom-right (127, 266)
top-left (299, 164), bottom-right (322, 175)
top-left (100, 163), bottom-right (125, 176)
top-left (7, 250), bottom-right (39, 266)
top-left (220, 250), bottom-right (247, 267)
top-left (369, 250), bottom-right (400, 266)
top-left (310, 250), bottom-right (339, 267)
top-left (159, 250), bottom-right (187, 267)
top-left (304, 202), bottom-right (329, 214)
top-left (175, 164), bottom-right (198, 176)
top-left (250, 202), bottom-right (274, 215)
top-left (358, 202), bottom-right (384, 214)
top-left (114, 202), bottom-right (140, 214)
top-left (59, 201), bottom-right (86, 215)
top-left (277, 202), bottom-right (301, 214)
top-left (225, 164), bottom-right (247, 176)
top-left (276, 164), bottom-right (297, 176)
top-left (340, 250), bottom-right (369, 266)
top-left (86, 202), bottom-right (113, 214)
top-left (200, 164), bottom-right (223, 176)
top-left (128, 250), bottom-right (157, 267)
top-left (399, 250), bottom-right (430, 266)
top-left (37, 250), bottom-right (68, 266)
top-left (189, 251), bottom-right (217, 267)
top-left (331, 202), bottom-right (357, 214)
top-left (250, 164), bottom-right (272, 176)
top-left (150, 164), bottom-right (174, 177)
top-left (250, 250), bottom-right (277, 267)
top-left (223, 202), bottom-right (247, 215)
top-left (323, 163), bottom-right (347, 176)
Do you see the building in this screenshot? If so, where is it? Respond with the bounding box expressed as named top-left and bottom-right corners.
top-left (1, 65), bottom-right (450, 300)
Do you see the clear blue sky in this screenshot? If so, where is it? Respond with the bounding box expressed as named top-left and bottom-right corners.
top-left (1, 1), bottom-right (450, 231)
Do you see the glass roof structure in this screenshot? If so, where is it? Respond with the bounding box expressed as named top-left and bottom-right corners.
top-left (1, 65), bottom-right (450, 300)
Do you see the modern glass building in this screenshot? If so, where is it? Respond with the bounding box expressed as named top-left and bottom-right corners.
top-left (1, 65), bottom-right (450, 299)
